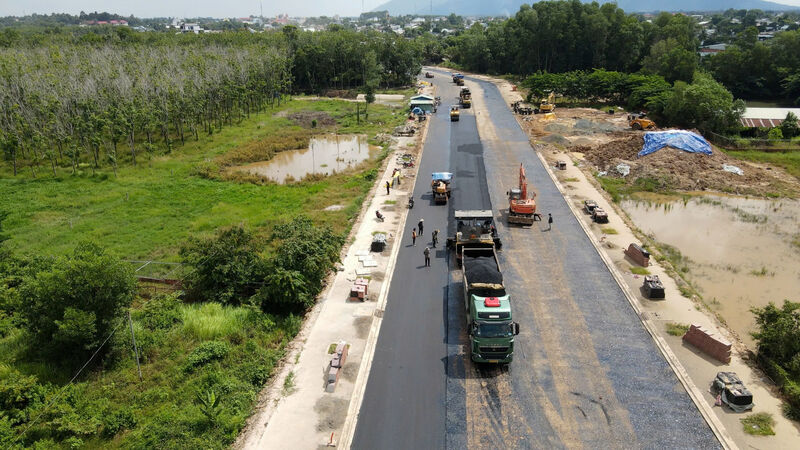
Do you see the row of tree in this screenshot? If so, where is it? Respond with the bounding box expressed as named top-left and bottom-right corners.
top-left (0, 28), bottom-right (422, 177)
top-left (523, 70), bottom-right (744, 134)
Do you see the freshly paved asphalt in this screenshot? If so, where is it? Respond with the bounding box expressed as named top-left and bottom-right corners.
top-left (352, 72), bottom-right (720, 449)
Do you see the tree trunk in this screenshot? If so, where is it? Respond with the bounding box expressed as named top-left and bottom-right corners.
top-left (129, 128), bottom-right (136, 166)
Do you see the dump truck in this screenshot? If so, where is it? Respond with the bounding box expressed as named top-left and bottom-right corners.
top-left (431, 172), bottom-right (453, 205)
top-left (459, 87), bottom-right (472, 108)
top-left (450, 105), bottom-right (460, 122)
top-left (507, 164), bottom-right (537, 226)
top-left (462, 247), bottom-right (520, 364)
top-left (447, 210), bottom-right (502, 267)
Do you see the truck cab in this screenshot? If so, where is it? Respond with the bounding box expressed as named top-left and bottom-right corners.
top-left (462, 247), bottom-right (519, 364)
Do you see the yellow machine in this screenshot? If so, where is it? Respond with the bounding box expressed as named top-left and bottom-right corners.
top-left (450, 105), bottom-right (460, 122)
top-left (459, 87), bottom-right (472, 108)
top-left (628, 113), bottom-right (656, 130)
top-left (536, 92), bottom-right (556, 114)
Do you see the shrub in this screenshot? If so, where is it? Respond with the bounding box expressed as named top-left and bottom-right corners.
top-left (768, 127), bottom-right (784, 141)
top-left (181, 303), bottom-right (250, 341)
top-left (102, 408), bottom-right (137, 438)
top-left (180, 226), bottom-right (266, 305)
top-left (0, 368), bottom-right (47, 426)
top-left (186, 341), bottom-right (230, 371)
top-left (18, 243), bottom-right (135, 364)
top-left (781, 112), bottom-right (799, 139)
top-left (138, 293), bottom-right (183, 331)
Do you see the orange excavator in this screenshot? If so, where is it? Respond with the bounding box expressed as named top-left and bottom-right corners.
top-left (507, 164), bottom-right (538, 226)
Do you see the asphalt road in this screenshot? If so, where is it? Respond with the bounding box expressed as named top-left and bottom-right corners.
top-left (352, 72), bottom-right (719, 449)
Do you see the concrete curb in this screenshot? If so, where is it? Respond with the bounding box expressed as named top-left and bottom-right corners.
top-left (531, 146), bottom-right (737, 450)
top-left (339, 86), bottom-right (435, 449)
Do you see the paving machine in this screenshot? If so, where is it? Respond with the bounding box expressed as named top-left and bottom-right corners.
top-left (460, 87), bottom-right (472, 108)
top-left (431, 172), bottom-right (453, 205)
top-left (447, 210), bottom-right (502, 266)
top-left (507, 164), bottom-right (537, 226)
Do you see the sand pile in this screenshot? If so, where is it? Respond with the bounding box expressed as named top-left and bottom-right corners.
top-left (573, 134), bottom-right (799, 196)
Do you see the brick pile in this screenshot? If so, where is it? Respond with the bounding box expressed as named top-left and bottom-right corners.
top-left (682, 324), bottom-right (731, 364)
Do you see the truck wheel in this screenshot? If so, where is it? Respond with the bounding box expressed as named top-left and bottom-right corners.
top-left (632, 122), bottom-right (642, 130)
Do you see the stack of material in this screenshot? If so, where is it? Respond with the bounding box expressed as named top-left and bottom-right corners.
top-left (326, 341), bottom-right (349, 393)
top-left (465, 257), bottom-right (502, 284)
top-left (371, 233), bottom-right (387, 252)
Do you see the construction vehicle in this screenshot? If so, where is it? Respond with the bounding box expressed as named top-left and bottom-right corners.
top-left (462, 247), bottom-right (520, 364)
top-left (431, 172), bottom-right (453, 205)
top-left (511, 101), bottom-right (533, 115)
top-left (535, 92), bottom-right (556, 114)
top-left (456, 78), bottom-right (465, 86)
top-left (507, 164), bottom-right (537, 226)
top-left (447, 210), bottom-right (502, 267)
top-left (460, 87), bottom-right (472, 109)
top-left (628, 112), bottom-right (656, 130)
top-left (452, 73), bottom-right (464, 83)
top-left (425, 72), bottom-right (434, 78)
top-left (450, 105), bottom-right (460, 122)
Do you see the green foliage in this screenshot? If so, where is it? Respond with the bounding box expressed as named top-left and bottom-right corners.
top-left (185, 341), bottom-right (230, 371)
top-left (18, 242), bottom-right (135, 363)
top-left (101, 408), bottom-right (137, 438)
top-left (665, 322), bottom-right (690, 336)
top-left (181, 226), bottom-right (266, 305)
top-left (181, 303), bottom-right (251, 341)
top-left (768, 127), bottom-right (784, 141)
top-left (137, 293), bottom-right (183, 331)
top-left (195, 390), bottom-right (222, 425)
top-left (741, 412), bottom-right (776, 436)
top-left (751, 301), bottom-right (800, 375)
top-left (781, 112), bottom-right (799, 139)
top-left (0, 367), bottom-right (47, 426)
top-left (650, 72), bottom-right (745, 134)
top-left (642, 38), bottom-right (697, 83)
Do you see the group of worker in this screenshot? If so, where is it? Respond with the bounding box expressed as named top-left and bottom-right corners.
top-left (410, 218), bottom-right (440, 267)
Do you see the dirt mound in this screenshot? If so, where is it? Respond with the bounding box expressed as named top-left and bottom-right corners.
top-left (574, 134), bottom-right (799, 196)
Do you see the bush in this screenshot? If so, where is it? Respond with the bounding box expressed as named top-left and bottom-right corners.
top-left (768, 127), bottom-right (784, 141)
top-left (180, 226), bottom-right (266, 305)
top-left (18, 243), bottom-right (135, 364)
top-left (138, 293), bottom-right (183, 330)
top-left (0, 368), bottom-right (47, 426)
top-left (781, 112), bottom-right (799, 139)
top-left (102, 408), bottom-right (137, 438)
top-left (186, 341), bottom-right (230, 371)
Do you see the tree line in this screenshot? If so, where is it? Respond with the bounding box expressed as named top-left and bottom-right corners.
top-left (0, 27), bottom-right (422, 177)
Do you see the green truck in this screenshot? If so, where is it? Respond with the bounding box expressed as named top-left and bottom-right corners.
top-left (462, 246), bottom-right (520, 364)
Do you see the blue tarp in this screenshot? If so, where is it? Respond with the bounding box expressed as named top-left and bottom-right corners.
top-left (432, 172), bottom-right (453, 181)
top-left (411, 107), bottom-right (424, 115)
top-left (638, 130), bottom-right (712, 157)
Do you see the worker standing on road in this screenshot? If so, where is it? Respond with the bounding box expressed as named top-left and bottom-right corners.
top-left (424, 246), bottom-right (431, 267)
top-left (547, 213), bottom-right (553, 231)
top-left (418, 218), bottom-right (424, 236)
top-left (412, 228), bottom-right (417, 246)
top-left (432, 229), bottom-right (439, 247)
top-left (386, 180), bottom-right (391, 195)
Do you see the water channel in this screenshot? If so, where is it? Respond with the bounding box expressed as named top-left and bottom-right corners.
top-left (622, 195), bottom-right (800, 347)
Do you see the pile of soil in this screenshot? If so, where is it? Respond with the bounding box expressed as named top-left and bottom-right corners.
top-left (573, 134), bottom-right (800, 196)
top-left (285, 111), bottom-right (337, 128)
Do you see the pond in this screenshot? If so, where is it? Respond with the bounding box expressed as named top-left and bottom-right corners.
top-left (622, 195), bottom-right (800, 347)
top-left (232, 134), bottom-right (379, 183)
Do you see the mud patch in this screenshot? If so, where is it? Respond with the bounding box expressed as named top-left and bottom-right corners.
top-left (340, 361), bottom-right (359, 383)
top-left (314, 396), bottom-right (349, 432)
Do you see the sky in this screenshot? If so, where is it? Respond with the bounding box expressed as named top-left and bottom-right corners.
top-left (0, 1), bottom-right (388, 18)
top-left (1, 0), bottom-right (799, 18)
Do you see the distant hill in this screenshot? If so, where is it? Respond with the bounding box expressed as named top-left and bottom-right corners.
top-left (373, 0), bottom-right (799, 16)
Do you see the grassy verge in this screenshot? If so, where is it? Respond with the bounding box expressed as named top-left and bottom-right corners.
top-left (724, 149), bottom-right (800, 180)
top-left (0, 98), bottom-right (406, 260)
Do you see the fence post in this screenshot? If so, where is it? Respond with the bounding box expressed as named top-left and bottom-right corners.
top-left (128, 311), bottom-right (143, 382)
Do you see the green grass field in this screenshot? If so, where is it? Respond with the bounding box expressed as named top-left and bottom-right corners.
top-left (0, 97), bottom-right (406, 261)
top-left (724, 149), bottom-right (800, 180)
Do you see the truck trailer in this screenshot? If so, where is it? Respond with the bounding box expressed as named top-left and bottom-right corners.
top-left (462, 247), bottom-right (520, 364)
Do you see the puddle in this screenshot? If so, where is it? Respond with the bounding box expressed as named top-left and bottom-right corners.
top-left (622, 195), bottom-right (800, 347)
top-left (232, 134), bottom-right (378, 183)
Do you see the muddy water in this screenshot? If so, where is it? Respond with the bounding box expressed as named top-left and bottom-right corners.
top-left (234, 134), bottom-right (378, 183)
top-left (622, 195), bottom-right (800, 347)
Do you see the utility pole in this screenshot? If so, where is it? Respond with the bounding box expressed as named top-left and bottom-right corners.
top-left (128, 311), bottom-right (143, 382)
